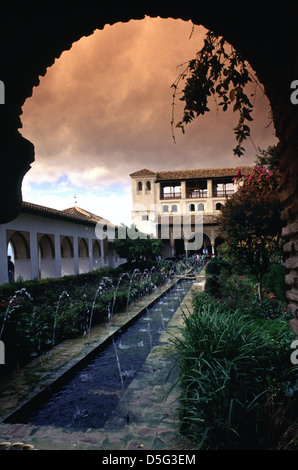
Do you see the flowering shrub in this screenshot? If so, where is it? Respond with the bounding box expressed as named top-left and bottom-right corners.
top-left (245, 290), bottom-right (289, 320)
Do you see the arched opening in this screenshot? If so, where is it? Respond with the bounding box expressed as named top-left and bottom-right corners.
top-left (7, 231), bottom-right (31, 281)
top-left (92, 239), bottom-right (101, 269)
top-left (215, 236), bottom-right (225, 254)
top-left (61, 236), bottom-right (74, 276)
top-left (38, 234), bottom-right (55, 279)
top-left (174, 238), bottom-right (185, 257)
top-left (78, 238), bottom-right (89, 273)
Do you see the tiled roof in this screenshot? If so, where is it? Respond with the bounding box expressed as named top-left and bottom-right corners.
top-left (130, 166), bottom-right (253, 181)
top-left (21, 202), bottom-right (113, 226)
top-left (129, 168), bottom-right (157, 177)
top-left (61, 206), bottom-right (103, 223)
top-left (155, 166), bottom-right (253, 181)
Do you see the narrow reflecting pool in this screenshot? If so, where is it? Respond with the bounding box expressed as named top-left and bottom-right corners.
top-left (8, 279), bottom-right (193, 429)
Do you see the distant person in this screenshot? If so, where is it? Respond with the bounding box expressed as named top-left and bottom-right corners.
top-left (7, 256), bottom-right (14, 282)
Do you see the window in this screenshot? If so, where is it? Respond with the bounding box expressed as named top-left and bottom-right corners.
top-left (142, 214), bottom-right (149, 220)
top-left (171, 204), bottom-right (178, 212)
top-left (186, 179), bottom-right (208, 198)
top-left (162, 205), bottom-right (169, 212)
top-left (213, 179), bottom-right (234, 197)
top-left (160, 182), bottom-right (181, 199)
top-left (198, 203), bottom-right (205, 211)
top-left (146, 181), bottom-right (151, 191)
top-left (215, 202), bottom-right (222, 210)
top-left (189, 203), bottom-right (195, 212)
top-left (137, 181), bottom-right (142, 191)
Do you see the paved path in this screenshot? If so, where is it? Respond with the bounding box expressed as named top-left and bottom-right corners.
top-left (0, 270), bottom-right (205, 451)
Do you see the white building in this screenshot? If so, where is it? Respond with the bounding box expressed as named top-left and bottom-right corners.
top-left (130, 166), bottom-right (252, 258)
top-left (0, 202), bottom-right (122, 285)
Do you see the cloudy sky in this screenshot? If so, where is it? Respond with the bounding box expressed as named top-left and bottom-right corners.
top-left (20, 16), bottom-right (277, 226)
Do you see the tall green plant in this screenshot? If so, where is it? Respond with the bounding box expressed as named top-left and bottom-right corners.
top-left (174, 304), bottom-right (297, 449)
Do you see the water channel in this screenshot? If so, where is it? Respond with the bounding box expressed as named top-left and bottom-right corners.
top-left (7, 278), bottom-right (194, 430)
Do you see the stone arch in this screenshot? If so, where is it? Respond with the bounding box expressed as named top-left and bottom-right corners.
top-left (7, 230), bottom-right (30, 281)
top-left (92, 239), bottom-right (101, 270)
top-left (215, 236), bottom-right (225, 254)
top-left (0, 6), bottom-right (297, 315)
top-left (38, 234), bottom-right (55, 279)
top-left (39, 234), bottom-right (54, 259)
top-left (61, 236), bottom-right (74, 258)
top-left (78, 238), bottom-right (89, 273)
top-left (201, 233), bottom-right (212, 256)
top-left (8, 231), bottom-right (30, 260)
top-left (61, 236), bottom-right (74, 276)
top-left (78, 238), bottom-right (88, 257)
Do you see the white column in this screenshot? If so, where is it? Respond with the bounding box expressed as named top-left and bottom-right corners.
top-left (100, 239), bottom-right (105, 266)
top-left (0, 227), bottom-right (8, 284)
top-left (73, 236), bottom-right (79, 274)
top-left (181, 181), bottom-right (186, 199)
top-left (55, 234), bottom-right (61, 278)
top-left (30, 231), bottom-right (39, 280)
top-left (207, 179), bottom-right (213, 198)
top-left (88, 238), bottom-right (93, 271)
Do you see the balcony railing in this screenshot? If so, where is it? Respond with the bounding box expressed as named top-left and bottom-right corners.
top-left (213, 189), bottom-right (234, 197)
top-left (186, 190), bottom-right (208, 198)
top-left (160, 192), bottom-right (181, 199)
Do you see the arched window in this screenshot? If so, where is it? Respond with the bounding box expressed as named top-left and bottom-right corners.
top-left (162, 205), bottom-right (169, 212)
top-left (39, 234), bottom-right (55, 259)
top-left (146, 181), bottom-right (151, 191)
top-left (93, 240), bottom-right (101, 258)
top-left (189, 203), bottom-right (195, 212)
top-left (61, 236), bottom-right (74, 258)
top-left (198, 203), bottom-right (205, 211)
top-left (216, 202), bottom-right (222, 211)
top-left (78, 238), bottom-right (88, 257)
top-left (171, 204), bottom-right (178, 212)
top-left (137, 181), bottom-right (142, 191)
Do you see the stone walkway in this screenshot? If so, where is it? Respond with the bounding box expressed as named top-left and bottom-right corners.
top-left (0, 270), bottom-right (205, 451)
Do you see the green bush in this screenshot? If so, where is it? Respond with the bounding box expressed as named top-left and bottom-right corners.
top-left (260, 263), bottom-right (289, 301)
top-left (174, 303), bottom-right (298, 449)
top-left (205, 257), bottom-right (232, 276)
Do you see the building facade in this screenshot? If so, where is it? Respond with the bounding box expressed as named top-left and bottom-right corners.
top-left (130, 166), bottom-right (252, 258)
top-left (0, 202), bottom-right (122, 285)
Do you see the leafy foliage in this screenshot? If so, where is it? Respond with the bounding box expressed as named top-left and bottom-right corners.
top-left (218, 164), bottom-right (284, 298)
top-left (113, 224), bottom-right (162, 263)
top-left (173, 263), bottom-right (298, 449)
top-left (171, 30), bottom-right (262, 156)
top-left (174, 301), bottom-right (298, 449)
